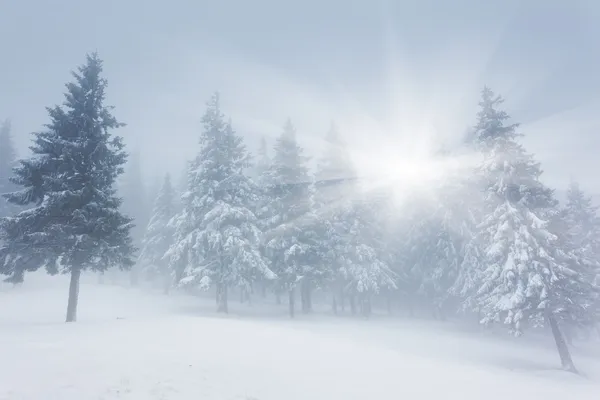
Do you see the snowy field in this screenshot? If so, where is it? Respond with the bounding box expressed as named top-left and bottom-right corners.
top-left (1, 274), bottom-right (600, 400)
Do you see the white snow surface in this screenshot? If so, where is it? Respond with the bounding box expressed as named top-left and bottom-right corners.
top-left (1, 273), bottom-right (600, 399)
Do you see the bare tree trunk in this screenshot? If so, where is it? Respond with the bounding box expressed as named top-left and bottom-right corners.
top-left (547, 312), bottom-right (577, 373)
top-left (288, 288), bottom-right (295, 318)
top-left (217, 284), bottom-right (228, 313)
top-left (386, 291), bottom-right (392, 315)
top-left (98, 272), bottom-right (105, 284)
top-left (66, 268), bottom-right (81, 323)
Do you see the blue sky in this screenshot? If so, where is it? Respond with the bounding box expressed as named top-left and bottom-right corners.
top-left (1, 0), bottom-right (599, 193)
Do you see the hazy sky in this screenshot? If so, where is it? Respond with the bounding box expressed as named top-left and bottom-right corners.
top-left (1, 0), bottom-right (599, 194)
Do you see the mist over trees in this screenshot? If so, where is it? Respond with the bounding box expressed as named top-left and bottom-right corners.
top-left (1, 54), bottom-right (599, 372)
top-left (0, 120), bottom-right (18, 219)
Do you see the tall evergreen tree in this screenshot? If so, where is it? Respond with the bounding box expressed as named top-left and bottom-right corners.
top-left (313, 124), bottom-right (359, 314)
top-left (138, 173), bottom-right (176, 292)
top-left (254, 136), bottom-right (270, 180)
top-left (0, 119), bottom-right (18, 218)
top-left (404, 151), bottom-right (475, 319)
top-left (120, 150), bottom-right (147, 285)
top-left (464, 87), bottom-right (598, 372)
top-left (338, 192), bottom-right (397, 317)
top-left (120, 150), bottom-right (147, 244)
top-left (0, 53), bottom-right (135, 322)
top-left (262, 119), bottom-right (319, 317)
top-left (403, 191), bottom-right (464, 320)
top-left (562, 181), bottom-right (600, 269)
top-left (167, 93), bottom-right (274, 312)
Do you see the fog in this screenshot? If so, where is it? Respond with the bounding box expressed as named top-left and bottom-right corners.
top-left (2, 1), bottom-right (600, 399)
top-left (1, 0), bottom-right (599, 191)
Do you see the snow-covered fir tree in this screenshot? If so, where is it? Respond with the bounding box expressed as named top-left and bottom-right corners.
top-left (250, 136), bottom-right (273, 298)
top-left (338, 192), bottom-right (397, 317)
top-left (120, 150), bottom-right (148, 285)
top-left (403, 148), bottom-right (477, 319)
top-left (138, 173), bottom-right (176, 293)
top-left (0, 53), bottom-right (135, 322)
top-left (562, 181), bottom-right (600, 269)
top-left (167, 93), bottom-right (274, 313)
top-left (262, 119), bottom-right (320, 317)
top-left (254, 136), bottom-right (270, 181)
top-left (0, 119), bottom-right (18, 218)
top-left (146, 174), bottom-right (162, 213)
top-left (120, 150), bottom-right (148, 243)
top-left (403, 188), bottom-right (465, 320)
top-left (464, 86), bottom-right (599, 372)
top-left (313, 124), bottom-right (366, 314)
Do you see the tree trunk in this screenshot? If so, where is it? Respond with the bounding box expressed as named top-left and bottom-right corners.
top-left (547, 312), bottom-right (577, 373)
top-left (360, 294), bottom-right (371, 318)
top-left (300, 283), bottom-right (306, 312)
top-left (66, 268), bottom-right (81, 323)
top-left (217, 284), bottom-right (228, 313)
top-left (386, 292), bottom-right (392, 315)
top-left (350, 294), bottom-right (356, 316)
top-left (276, 291), bottom-right (281, 305)
top-left (340, 287), bottom-right (345, 313)
top-left (98, 272), bottom-right (105, 285)
top-left (332, 295), bottom-right (338, 315)
top-left (288, 288), bottom-right (295, 318)
top-left (301, 279), bottom-right (312, 314)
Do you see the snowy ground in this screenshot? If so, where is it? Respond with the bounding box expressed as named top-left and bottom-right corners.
top-left (1, 273), bottom-right (600, 399)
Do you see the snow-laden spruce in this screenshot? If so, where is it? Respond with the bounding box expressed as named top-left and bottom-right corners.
top-left (261, 119), bottom-right (320, 317)
top-left (464, 87), bottom-right (599, 372)
top-left (313, 124), bottom-right (395, 316)
top-left (404, 206), bottom-right (461, 320)
top-left (0, 53), bottom-right (135, 322)
top-left (562, 181), bottom-right (600, 270)
top-left (313, 124), bottom-right (356, 314)
top-left (119, 150), bottom-right (150, 285)
top-left (404, 153), bottom-right (476, 319)
top-left (254, 136), bottom-right (270, 182)
top-left (337, 194), bottom-right (397, 317)
top-left (0, 120), bottom-right (18, 219)
top-left (166, 93), bottom-right (274, 313)
top-left (138, 173), bottom-right (176, 292)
